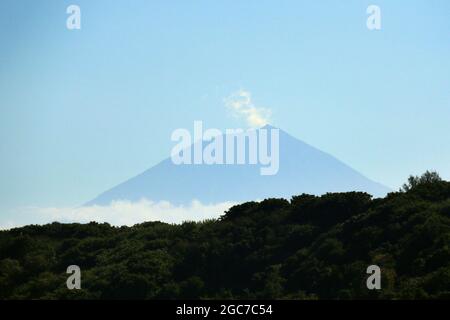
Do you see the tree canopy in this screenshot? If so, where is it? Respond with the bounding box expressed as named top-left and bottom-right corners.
top-left (1, 173), bottom-right (449, 299)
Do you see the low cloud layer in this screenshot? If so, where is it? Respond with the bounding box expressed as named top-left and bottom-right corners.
top-left (0, 199), bottom-right (237, 230)
top-left (225, 89), bottom-right (271, 128)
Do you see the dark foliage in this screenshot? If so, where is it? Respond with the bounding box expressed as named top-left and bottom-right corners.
top-left (1, 175), bottom-right (450, 299)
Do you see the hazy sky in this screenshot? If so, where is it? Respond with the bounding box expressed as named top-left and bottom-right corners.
top-left (0, 0), bottom-right (449, 223)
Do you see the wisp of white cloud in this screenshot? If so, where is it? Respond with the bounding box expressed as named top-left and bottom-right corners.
top-left (225, 89), bottom-right (271, 128)
top-left (0, 199), bottom-right (237, 230)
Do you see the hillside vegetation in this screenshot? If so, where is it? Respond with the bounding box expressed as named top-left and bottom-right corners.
top-left (1, 172), bottom-right (449, 299)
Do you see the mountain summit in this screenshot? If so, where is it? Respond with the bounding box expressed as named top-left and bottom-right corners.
top-left (86, 126), bottom-right (390, 205)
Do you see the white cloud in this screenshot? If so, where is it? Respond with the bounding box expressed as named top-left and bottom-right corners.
top-left (0, 199), bottom-right (237, 230)
top-left (225, 89), bottom-right (271, 128)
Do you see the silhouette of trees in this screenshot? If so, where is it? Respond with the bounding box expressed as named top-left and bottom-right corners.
top-left (0, 172), bottom-right (449, 299)
top-left (401, 170), bottom-right (442, 192)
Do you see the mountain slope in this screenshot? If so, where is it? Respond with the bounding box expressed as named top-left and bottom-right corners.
top-left (87, 126), bottom-right (390, 205)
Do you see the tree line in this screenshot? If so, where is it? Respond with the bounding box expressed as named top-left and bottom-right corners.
top-left (0, 172), bottom-right (449, 299)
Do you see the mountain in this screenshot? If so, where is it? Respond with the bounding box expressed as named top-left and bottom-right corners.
top-left (86, 125), bottom-right (391, 205)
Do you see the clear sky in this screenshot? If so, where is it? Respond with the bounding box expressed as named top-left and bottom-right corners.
top-left (0, 1), bottom-right (449, 224)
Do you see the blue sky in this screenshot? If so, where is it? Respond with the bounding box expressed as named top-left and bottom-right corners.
top-left (0, 1), bottom-right (449, 224)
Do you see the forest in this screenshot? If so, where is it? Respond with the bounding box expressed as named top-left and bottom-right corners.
top-left (0, 172), bottom-right (449, 299)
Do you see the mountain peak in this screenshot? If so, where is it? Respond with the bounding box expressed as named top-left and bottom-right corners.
top-left (260, 124), bottom-right (277, 130)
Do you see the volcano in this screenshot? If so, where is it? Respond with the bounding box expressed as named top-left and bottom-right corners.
top-left (86, 125), bottom-right (390, 206)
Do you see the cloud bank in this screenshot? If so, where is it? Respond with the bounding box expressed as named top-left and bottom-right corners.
top-left (0, 199), bottom-right (237, 230)
top-left (225, 89), bottom-right (271, 128)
